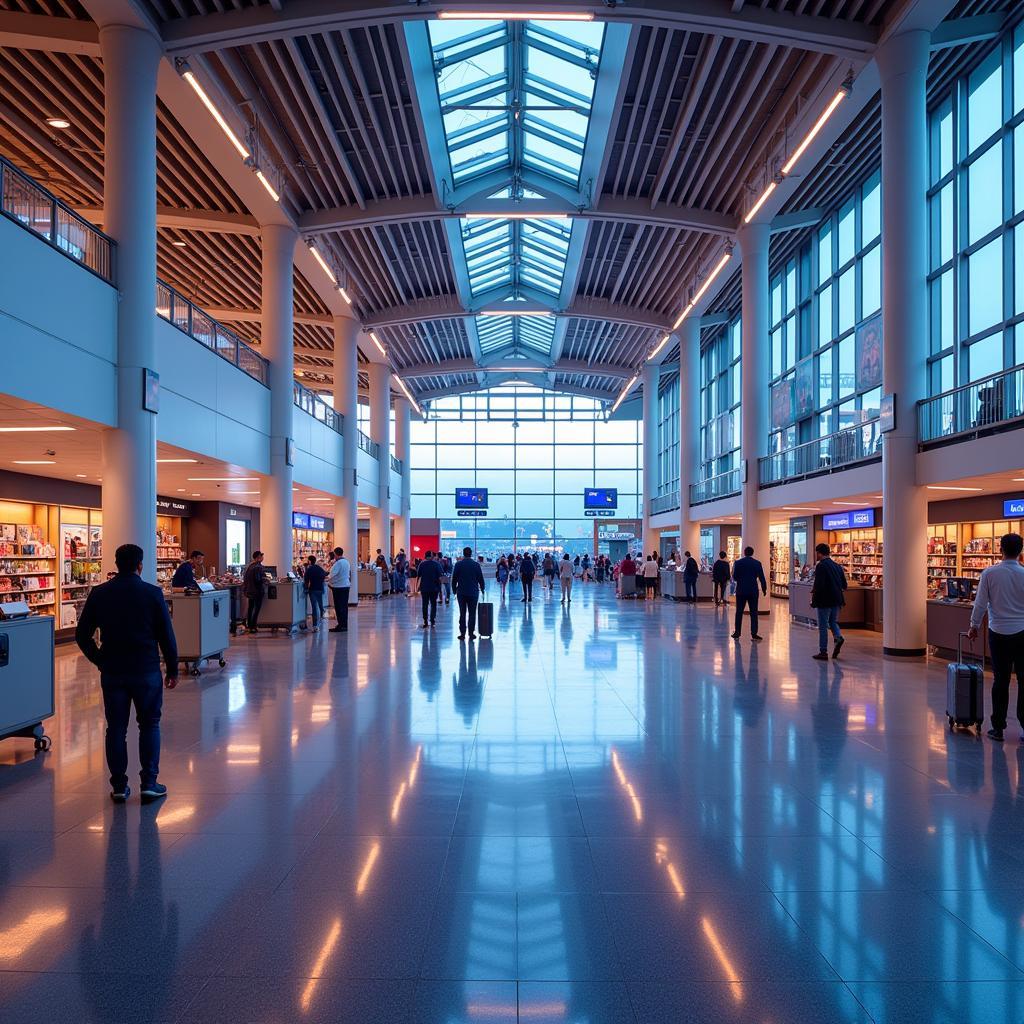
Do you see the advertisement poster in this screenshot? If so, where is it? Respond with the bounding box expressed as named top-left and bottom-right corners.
top-left (794, 357), bottom-right (815, 420)
top-left (855, 313), bottom-right (882, 392)
top-left (771, 378), bottom-right (794, 430)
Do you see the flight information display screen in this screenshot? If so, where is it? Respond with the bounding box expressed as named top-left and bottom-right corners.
top-left (455, 488), bottom-right (488, 509)
top-left (584, 488), bottom-right (618, 510)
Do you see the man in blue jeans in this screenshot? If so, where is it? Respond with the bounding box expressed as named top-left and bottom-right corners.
top-left (811, 542), bottom-right (847, 661)
top-left (76, 543), bottom-right (178, 803)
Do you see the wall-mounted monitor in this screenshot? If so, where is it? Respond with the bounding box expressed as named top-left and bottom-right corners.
top-left (822, 508), bottom-right (875, 531)
top-left (584, 488), bottom-right (618, 510)
top-left (455, 488), bottom-right (488, 509)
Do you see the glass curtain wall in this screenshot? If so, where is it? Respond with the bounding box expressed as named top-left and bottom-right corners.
top-left (699, 317), bottom-right (741, 481)
top-left (657, 374), bottom-right (680, 498)
top-left (927, 23), bottom-right (1024, 395)
top-left (766, 169), bottom-right (883, 454)
top-left (410, 386), bottom-right (641, 558)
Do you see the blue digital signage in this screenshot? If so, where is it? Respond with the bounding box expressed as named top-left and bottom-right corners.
top-left (456, 488), bottom-right (488, 517)
top-left (292, 512), bottom-right (310, 529)
top-left (1004, 498), bottom-right (1024, 517)
top-left (584, 488), bottom-right (618, 509)
top-left (822, 508), bottom-right (876, 531)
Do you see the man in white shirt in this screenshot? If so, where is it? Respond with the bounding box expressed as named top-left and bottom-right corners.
top-left (327, 546), bottom-right (352, 633)
top-left (968, 532), bottom-right (1024, 741)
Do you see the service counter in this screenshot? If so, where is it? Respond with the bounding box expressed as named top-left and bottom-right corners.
top-left (0, 613), bottom-right (54, 750)
top-left (359, 566), bottom-right (382, 598)
top-left (789, 580), bottom-right (869, 627)
top-left (259, 578), bottom-right (307, 633)
top-left (927, 599), bottom-right (989, 663)
top-left (659, 569), bottom-right (715, 601)
top-left (165, 590), bottom-right (230, 674)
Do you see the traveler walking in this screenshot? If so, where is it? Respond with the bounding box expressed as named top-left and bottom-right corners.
top-left (441, 554), bottom-right (453, 605)
top-left (731, 546), bottom-right (768, 641)
top-left (75, 543), bottom-right (178, 803)
top-left (642, 554), bottom-right (659, 600)
top-left (520, 550), bottom-right (536, 603)
top-left (327, 546), bottom-right (351, 632)
top-left (810, 542), bottom-right (848, 661)
top-left (303, 555), bottom-right (327, 628)
top-left (968, 532), bottom-right (1024, 741)
top-left (542, 553), bottom-right (556, 591)
top-left (452, 546), bottom-right (486, 640)
top-left (497, 556), bottom-right (510, 602)
top-left (417, 551), bottom-right (443, 628)
top-left (682, 550), bottom-right (699, 603)
top-left (559, 553), bottom-right (574, 604)
top-left (581, 553), bottom-right (592, 582)
top-left (243, 550), bottom-right (268, 633)
top-left (712, 551), bottom-right (731, 605)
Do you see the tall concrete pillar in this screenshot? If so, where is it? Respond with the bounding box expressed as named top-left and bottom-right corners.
top-left (392, 395), bottom-right (411, 557)
top-left (332, 315), bottom-right (359, 600)
top-left (259, 222), bottom-right (297, 573)
top-left (641, 363), bottom-right (659, 556)
top-left (878, 31), bottom-right (930, 657)
top-left (738, 222), bottom-right (771, 597)
top-left (367, 362), bottom-right (391, 559)
top-left (678, 317), bottom-right (702, 560)
top-left (99, 25), bottom-right (161, 580)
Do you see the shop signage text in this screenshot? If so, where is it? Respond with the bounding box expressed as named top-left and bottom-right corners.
top-left (1004, 498), bottom-right (1024, 517)
top-left (823, 508), bottom-right (875, 531)
top-left (156, 496), bottom-right (193, 517)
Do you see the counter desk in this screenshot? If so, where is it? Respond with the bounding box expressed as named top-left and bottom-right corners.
top-left (258, 579), bottom-right (308, 634)
top-left (659, 569), bottom-right (715, 601)
top-left (359, 567), bottom-right (382, 598)
top-left (789, 580), bottom-right (868, 627)
top-left (165, 590), bottom-right (230, 675)
top-left (927, 599), bottom-right (988, 663)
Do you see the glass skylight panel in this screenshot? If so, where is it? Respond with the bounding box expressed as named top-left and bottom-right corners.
top-left (519, 315), bottom-right (557, 354)
top-left (477, 314), bottom-right (515, 354)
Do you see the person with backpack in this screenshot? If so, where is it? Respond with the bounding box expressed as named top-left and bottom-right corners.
top-left (810, 542), bottom-right (848, 661)
top-left (496, 556), bottom-right (510, 602)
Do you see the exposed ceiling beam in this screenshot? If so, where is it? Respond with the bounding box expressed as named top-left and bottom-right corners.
top-left (930, 13), bottom-right (1005, 50)
top-left (202, 307), bottom-right (334, 328)
top-left (160, 0), bottom-right (878, 61)
top-left (77, 205), bottom-right (261, 236)
top-left (0, 11), bottom-right (101, 56)
top-left (416, 377), bottom-right (617, 404)
top-left (394, 357), bottom-right (634, 380)
top-left (770, 207), bottom-right (826, 234)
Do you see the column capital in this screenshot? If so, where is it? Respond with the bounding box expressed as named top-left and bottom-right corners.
top-left (875, 29), bottom-right (930, 82)
top-left (736, 220), bottom-right (770, 257)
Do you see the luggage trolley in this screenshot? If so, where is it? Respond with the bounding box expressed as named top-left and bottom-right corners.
top-left (166, 587), bottom-right (230, 676)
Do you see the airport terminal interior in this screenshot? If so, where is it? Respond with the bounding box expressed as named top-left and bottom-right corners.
top-left (3, 0), bottom-right (1024, 1021)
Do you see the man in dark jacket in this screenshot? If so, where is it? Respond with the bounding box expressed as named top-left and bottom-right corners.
top-left (519, 551), bottom-right (536, 603)
top-left (417, 551), bottom-right (443, 629)
top-left (303, 555), bottom-right (327, 629)
top-left (171, 550), bottom-right (205, 589)
top-left (75, 543), bottom-right (178, 803)
top-left (452, 546), bottom-right (486, 640)
top-left (811, 542), bottom-right (848, 660)
top-left (682, 550), bottom-right (700, 603)
top-left (731, 546), bottom-right (768, 641)
top-left (712, 551), bottom-right (731, 605)
top-left (243, 551), bottom-right (268, 633)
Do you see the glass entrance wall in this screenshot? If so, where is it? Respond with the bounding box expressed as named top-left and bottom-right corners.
top-left (410, 386), bottom-right (642, 559)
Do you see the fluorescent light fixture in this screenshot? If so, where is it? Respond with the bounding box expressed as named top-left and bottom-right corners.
top-left (177, 488), bottom-right (186, 492)
top-left (438, 10), bottom-right (594, 21)
top-left (611, 373), bottom-right (639, 414)
top-left (338, 286), bottom-right (352, 305)
top-left (171, 240), bottom-right (187, 248)
top-left (191, 492), bottom-right (201, 497)
top-left (157, 458), bottom-right (198, 464)
top-left (46, 117), bottom-right (71, 129)
top-left (392, 373), bottom-right (422, 416)
top-left (486, 366), bottom-right (548, 373)
top-left (369, 332), bottom-right (387, 357)
top-left (647, 334), bottom-right (671, 361)
top-left (463, 212), bottom-right (570, 221)
top-left (0, 425), bottom-right (74, 433)
top-left (13, 460), bottom-right (56, 465)
top-left (187, 477), bottom-right (258, 482)
top-left (926, 485), bottom-right (984, 492)
top-left (307, 498), bottom-right (333, 502)
top-left (477, 309), bottom-right (552, 317)
top-left (743, 181), bottom-right (777, 224)
top-left (833, 501), bottom-right (868, 505)
top-left (182, 69), bottom-right (250, 159)
top-left (783, 506), bottom-right (820, 512)
top-left (228, 490), bottom-right (260, 494)
top-left (780, 87), bottom-right (849, 177)
top-left (255, 169), bottom-right (280, 202)
top-left (672, 249), bottom-right (732, 329)
top-left (76, 473), bottom-right (88, 478)
top-left (309, 245), bottom-right (337, 284)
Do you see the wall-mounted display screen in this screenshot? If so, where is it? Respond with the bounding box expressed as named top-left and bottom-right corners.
top-left (823, 508), bottom-right (876, 531)
top-left (584, 488), bottom-right (618, 510)
top-left (1004, 498), bottom-right (1024, 517)
top-left (455, 488), bottom-right (488, 509)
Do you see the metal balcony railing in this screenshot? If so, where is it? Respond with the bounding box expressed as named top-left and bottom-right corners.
top-left (918, 364), bottom-right (1024, 447)
top-left (293, 379), bottom-right (343, 434)
top-left (690, 468), bottom-right (741, 505)
top-left (759, 418), bottom-right (881, 487)
top-left (390, 454), bottom-right (402, 474)
top-left (156, 280), bottom-right (268, 386)
top-left (358, 430), bottom-right (380, 459)
top-left (1, 156), bottom-right (114, 282)
top-left (650, 492), bottom-right (680, 515)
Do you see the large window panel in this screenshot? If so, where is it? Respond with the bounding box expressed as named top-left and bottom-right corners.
top-left (595, 444), bottom-right (640, 469)
top-left (969, 331), bottom-right (1004, 381)
top-left (967, 143), bottom-right (1003, 245)
top-left (968, 50), bottom-right (1002, 152)
top-left (515, 469), bottom-right (554, 492)
top-left (967, 237), bottom-right (1003, 336)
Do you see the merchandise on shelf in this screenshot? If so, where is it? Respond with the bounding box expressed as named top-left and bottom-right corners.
top-left (927, 524), bottom-right (959, 598)
top-left (0, 523), bottom-right (57, 615)
top-left (155, 517), bottom-right (186, 587)
top-left (769, 524), bottom-right (791, 598)
top-left (293, 526), bottom-right (332, 567)
top-left (60, 523), bottom-right (102, 629)
top-left (828, 526), bottom-right (883, 588)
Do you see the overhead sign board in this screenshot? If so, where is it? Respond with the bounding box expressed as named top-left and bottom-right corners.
top-left (1004, 498), bottom-right (1024, 517)
top-left (822, 508), bottom-right (876, 531)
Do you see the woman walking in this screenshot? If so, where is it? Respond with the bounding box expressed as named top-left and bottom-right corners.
top-left (559, 553), bottom-right (574, 605)
top-left (497, 556), bottom-right (510, 603)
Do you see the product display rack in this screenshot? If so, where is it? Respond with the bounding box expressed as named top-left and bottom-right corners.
top-left (293, 526), bottom-right (331, 566)
top-left (769, 525), bottom-right (791, 598)
top-left (60, 522), bottom-right (102, 630)
top-left (959, 519), bottom-right (1024, 582)
top-left (156, 515), bottom-right (186, 588)
top-left (927, 524), bottom-right (959, 599)
top-left (0, 527), bottom-right (58, 614)
top-left (829, 527), bottom-right (884, 588)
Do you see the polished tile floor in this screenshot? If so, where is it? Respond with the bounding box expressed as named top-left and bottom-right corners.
top-left (3, 581), bottom-right (1024, 1022)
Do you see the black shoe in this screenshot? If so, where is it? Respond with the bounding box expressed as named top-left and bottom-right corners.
top-left (751, 635), bottom-right (763, 642)
top-left (521, 598), bottom-right (527, 603)
top-left (458, 634), bottom-right (465, 641)
top-left (469, 633), bottom-right (477, 640)
top-left (731, 632), bottom-right (741, 640)
top-left (832, 637), bottom-right (845, 659)
top-left (989, 728), bottom-right (1005, 742)
top-left (813, 652), bottom-right (829, 661)
top-left (430, 620), bottom-right (436, 627)
top-left (140, 782), bottom-right (167, 803)
top-left (111, 784), bottom-right (131, 803)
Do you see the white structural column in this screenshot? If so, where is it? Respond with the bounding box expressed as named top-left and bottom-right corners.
top-left (641, 363), bottom-right (659, 556)
top-left (332, 315), bottom-right (359, 596)
top-left (367, 362), bottom-right (391, 559)
top-left (738, 221), bottom-right (771, 595)
top-left (259, 222), bottom-right (298, 572)
top-left (678, 316), bottom-right (702, 558)
top-left (392, 395), bottom-right (411, 557)
top-left (99, 25), bottom-right (161, 581)
top-left (878, 30), bottom-right (930, 657)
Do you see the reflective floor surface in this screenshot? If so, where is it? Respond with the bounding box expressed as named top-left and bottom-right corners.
top-left (3, 582), bottom-right (1024, 1022)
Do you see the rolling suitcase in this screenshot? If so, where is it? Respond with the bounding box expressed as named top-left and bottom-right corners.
top-left (946, 631), bottom-right (984, 733)
top-left (476, 601), bottom-right (494, 638)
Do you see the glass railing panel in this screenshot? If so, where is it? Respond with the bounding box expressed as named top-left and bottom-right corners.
top-left (918, 365), bottom-right (1024, 444)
